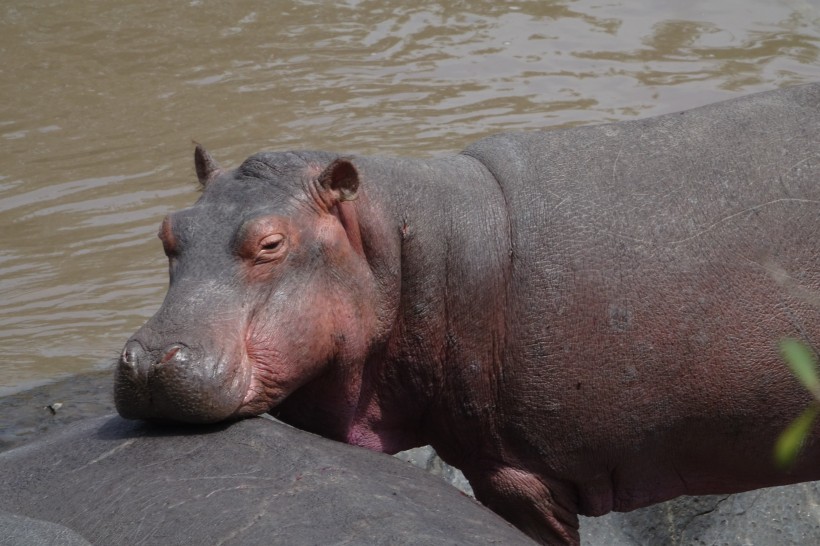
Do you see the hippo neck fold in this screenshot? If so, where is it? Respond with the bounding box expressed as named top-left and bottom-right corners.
top-left (345, 153), bottom-right (512, 456)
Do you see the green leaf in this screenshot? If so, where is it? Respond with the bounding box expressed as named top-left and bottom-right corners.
top-left (774, 404), bottom-right (820, 469)
top-left (780, 339), bottom-right (820, 398)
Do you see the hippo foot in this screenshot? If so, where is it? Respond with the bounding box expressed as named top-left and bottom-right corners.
top-left (468, 465), bottom-right (580, 545)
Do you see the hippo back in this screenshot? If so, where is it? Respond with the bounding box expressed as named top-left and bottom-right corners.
top-left (461, 83), bottom-right (820, 514)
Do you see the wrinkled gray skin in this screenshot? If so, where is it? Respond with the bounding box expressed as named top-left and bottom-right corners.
top-left (116, 84), bottom-right (820, 544)
top-left (0, 415), bottom-right (533, 545)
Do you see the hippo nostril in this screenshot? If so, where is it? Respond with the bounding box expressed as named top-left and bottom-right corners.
top-left (160, 346), bottom-right (180, 364)
top-left (159, 344), bottom-right (191, 366)
top-left (120, 340), bottom-right (144, 370)
top-left (118, 340), bottom-right (150, 382)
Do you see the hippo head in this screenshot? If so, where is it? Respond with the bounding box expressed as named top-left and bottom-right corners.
top-left (115, 146), bottom-right (393, 430)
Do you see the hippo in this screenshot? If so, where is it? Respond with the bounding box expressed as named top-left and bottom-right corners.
top-left (115, 83), bottom-right (820, 544)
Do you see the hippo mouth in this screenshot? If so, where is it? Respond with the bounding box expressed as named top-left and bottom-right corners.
top-left (114, 339), bottom-right (253, 424)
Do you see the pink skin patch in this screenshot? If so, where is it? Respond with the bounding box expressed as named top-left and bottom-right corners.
top-left (347, 426), bottom-right (386, 452)
top-left (346, 402), bottom-right (388, 452)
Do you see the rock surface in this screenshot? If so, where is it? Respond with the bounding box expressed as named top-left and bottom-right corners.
top-left (0, 511), bottom-right (92, 546)
top-left (580, 484), bottom-right (820, 545)
top-left (0, 370), bottom-right (114, 452)
top-left (0, 414), bottom-right (532, 545)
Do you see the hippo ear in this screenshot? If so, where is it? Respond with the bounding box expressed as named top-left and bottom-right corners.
top-left (193, 143), bottom-right (223, 187)
top-left (317, 158), bottom-right (359, 204)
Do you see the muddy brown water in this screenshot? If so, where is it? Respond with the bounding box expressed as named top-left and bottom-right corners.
top-left (1, 0), bottom-right (819, 396)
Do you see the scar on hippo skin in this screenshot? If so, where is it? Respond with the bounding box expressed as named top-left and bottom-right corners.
top-left (608, 304), bottom-right (632, 332)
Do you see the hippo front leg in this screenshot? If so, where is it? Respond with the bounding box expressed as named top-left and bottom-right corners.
top-left (466, 466), bottom-right (580, 545)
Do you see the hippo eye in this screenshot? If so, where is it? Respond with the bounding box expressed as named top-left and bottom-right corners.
top-left (256, 233), bottom-right (286, 263)
top-left (260, 234), bottom-right (284, 251)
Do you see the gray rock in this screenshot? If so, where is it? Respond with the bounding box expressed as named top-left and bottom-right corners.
top-left (395, 446), bottom-right (474, 496)
top-left (0, 511), bottom-right (92, 546)
top-left (580, 483), bottom-right (820, 546)
top-left (0, 370), bottom-right (114, 453)
top-left (0, 415), bottom-right (532, 545)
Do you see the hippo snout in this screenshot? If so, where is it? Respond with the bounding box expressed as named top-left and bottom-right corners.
top-left (114, 336), bottom-right (250, 424)
top-left (117, 340), bottom-right (193, 381)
